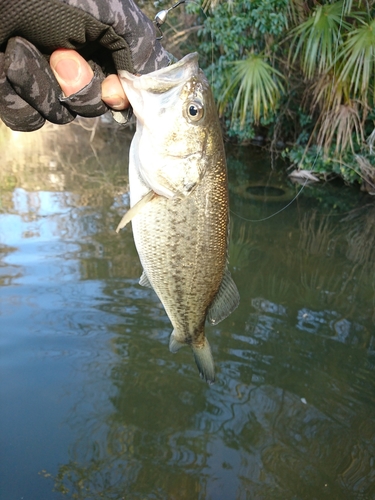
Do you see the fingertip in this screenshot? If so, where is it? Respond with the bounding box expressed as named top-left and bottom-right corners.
top-left (102, 74), bottom-right (129, 110)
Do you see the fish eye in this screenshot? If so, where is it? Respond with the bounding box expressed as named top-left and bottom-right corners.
top-left (187, 100), bottom-right (204, 122)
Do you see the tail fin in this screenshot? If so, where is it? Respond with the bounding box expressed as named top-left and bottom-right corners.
top-left (192, 339), bottom-right (215, 385)
top-left (169, 331), bottom-right (215, 385)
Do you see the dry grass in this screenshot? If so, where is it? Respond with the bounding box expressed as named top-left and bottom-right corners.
top-left (317, 102), bottom-right (364, 153)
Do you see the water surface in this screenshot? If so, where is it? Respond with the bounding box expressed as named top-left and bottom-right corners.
top-left (0, 120), bottom-right (374, 500)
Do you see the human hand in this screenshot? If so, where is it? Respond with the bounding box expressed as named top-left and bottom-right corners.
top-left (0, 0), bottom-right (170, 131)
top-left (50, 49), bottom-right (129, 111)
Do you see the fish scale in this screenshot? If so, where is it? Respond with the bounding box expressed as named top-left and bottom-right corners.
top-left (134, 168), bottom-right (227, 338)
top-left (118, 53), bottom-right (239, 384)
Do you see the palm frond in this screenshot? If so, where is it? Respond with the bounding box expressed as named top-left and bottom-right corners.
top-left (219, 54), bottom-right (285, 125)
top-left (336, 18), bottom-right (375, 103)
top-left (290, 0), bottom-right (350, 78)
top-left (202, 0), bottom-right (234, 11)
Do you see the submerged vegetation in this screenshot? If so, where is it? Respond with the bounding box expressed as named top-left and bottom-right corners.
top-left (152, 0), bottom-right (375, 191)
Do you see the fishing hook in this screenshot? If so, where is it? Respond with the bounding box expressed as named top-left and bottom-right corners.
top-left (154, 0), bottom-right (186, 40)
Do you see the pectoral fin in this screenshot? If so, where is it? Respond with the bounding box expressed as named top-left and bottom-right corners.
top-left (207, 269), bottom-right (240, 325)
top-left (116, 191), bottom-right (156, 233)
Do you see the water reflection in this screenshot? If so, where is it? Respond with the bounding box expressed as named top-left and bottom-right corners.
top-left (0, 121), bottom-right (375, 500)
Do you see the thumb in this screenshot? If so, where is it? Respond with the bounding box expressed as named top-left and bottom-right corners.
top-left (50, 49), bottom-right (93, 97)
top-left (50, 49), bottom-right (129, 110)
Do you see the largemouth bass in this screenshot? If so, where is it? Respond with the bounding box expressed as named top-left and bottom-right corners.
top-left (117, 53), bottom-right (239, 384)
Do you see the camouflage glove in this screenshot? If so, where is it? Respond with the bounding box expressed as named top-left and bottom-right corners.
top-left (0, 0), bottom-right (170, 131)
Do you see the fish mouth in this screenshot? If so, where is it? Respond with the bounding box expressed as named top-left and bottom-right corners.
top-left (117, 53), bottom-right (203, 128)
top-left (125, 53), bottom-right (200, 93)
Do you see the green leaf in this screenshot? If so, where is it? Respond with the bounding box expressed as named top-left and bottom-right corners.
top-left (220, 54), bottom-right (285, 125)
top-left (336, 18), bottom-right (375, 103)
top-left (290, 1), bottom-right (350, 78)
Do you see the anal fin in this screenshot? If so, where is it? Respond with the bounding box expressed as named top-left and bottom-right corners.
top-left (169, 330), bottom-right (186, 353)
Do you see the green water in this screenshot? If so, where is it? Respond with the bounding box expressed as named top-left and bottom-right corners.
top-left (0, 120), bottom-right (374, 500)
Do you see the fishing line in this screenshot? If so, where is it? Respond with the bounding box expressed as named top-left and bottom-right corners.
top-left (230, 143), bottom-right (323, 223)
top-left (154, 0), bottom-right (214, 84)
top-left (230, 177), bottom-right (309, 223)
top-left (197, 1), bottom-right (317, 223)
top-left (228, 0), bottom-right (352, 224)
